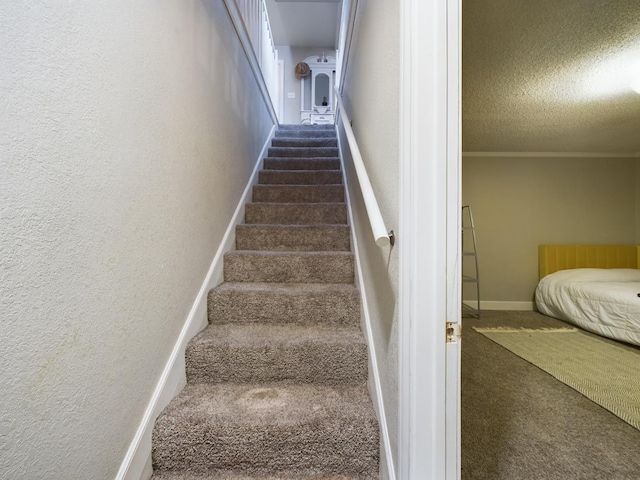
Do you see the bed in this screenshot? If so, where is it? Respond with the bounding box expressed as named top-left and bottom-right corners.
top-left (535, 245), bottom-right (640, 346)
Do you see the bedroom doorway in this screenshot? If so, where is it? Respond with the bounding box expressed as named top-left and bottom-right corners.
top-left (460, 1), bottom-right (640, 478)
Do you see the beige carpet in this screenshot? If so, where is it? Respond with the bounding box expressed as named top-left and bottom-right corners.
top-left (473, 326), bottom-right (640, 431)
top-left (151, 124), bottom-right (379, 479)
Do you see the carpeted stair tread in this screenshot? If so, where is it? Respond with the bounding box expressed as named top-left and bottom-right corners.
top-left (151, 472), bottom-right (375, 480)
top-left (186, 323), bottom-right (367, 385)
top-left (253, 185), bottom-right (344, 203)
top-left (207, 282), bottom-right (360, 326)
top-left (152, 383), bottom-right (379, 475)
top-left (263, 158), bottom-right (340, 170)
top-left (274, 128), bottom-right (337, 139)
top-left (224, 251), bottom-right (355, 284)
top-left (258, 169), bottom-right (343, 185)
top-left (268, 147), bottom-right (339, 158)
top-left (235, 224), bottom-right (350, 251)
top-left (271, 138), bottom-right (338, 148)
top-left (278, 124), bottom-right (334, 131)
top-left (244, 203), bottom-right (347, 225)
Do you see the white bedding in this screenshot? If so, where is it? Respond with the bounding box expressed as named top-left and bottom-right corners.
top-left (535, 268), bottom-right (640, 347)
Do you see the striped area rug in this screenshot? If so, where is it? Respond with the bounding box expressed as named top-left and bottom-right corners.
top-left (473, 326), bottom-right (640, 431)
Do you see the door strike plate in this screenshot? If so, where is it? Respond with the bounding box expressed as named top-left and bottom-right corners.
top-left (446, 322), bottom-right (461, 343)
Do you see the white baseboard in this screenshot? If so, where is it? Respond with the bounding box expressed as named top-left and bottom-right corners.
top-left (338, 129), bottom-right (396, 480)
top-left (463, 151), bottom-right (640, 158)
top-left (115, 125), bottom-right (276, 480)
top-left (463, 300), bottom-right (535, 311)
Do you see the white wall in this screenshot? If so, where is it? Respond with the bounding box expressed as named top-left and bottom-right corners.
top-left (462, 156), bottom-right (637, 305)
top-left (276, 45), bottom-right (335, 124)
top-left (0, 1), bottom-right (274, 479)
top-left (339, 0), bottom-right (400, 476)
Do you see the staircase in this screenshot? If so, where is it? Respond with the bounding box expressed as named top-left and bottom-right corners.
top-left (150, 124), bottom-right (380, 479)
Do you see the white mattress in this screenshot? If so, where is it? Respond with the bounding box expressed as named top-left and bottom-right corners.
top-left (535, 268), bottom-right (640, 347)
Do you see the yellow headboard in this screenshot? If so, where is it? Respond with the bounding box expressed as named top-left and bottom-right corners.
top-left (538, 245), bottom-right (640, 279)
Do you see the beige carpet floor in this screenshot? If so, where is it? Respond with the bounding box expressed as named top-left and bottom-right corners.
top-left (474, 326), bottom-right (640, 431)
top-left (463, 311), bottom-right (640, 480)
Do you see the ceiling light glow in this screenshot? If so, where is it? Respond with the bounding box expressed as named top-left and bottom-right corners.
top-left (527, 46), bottom-right (640, 102)
top-left (578, 50), bottom-right (640, 99)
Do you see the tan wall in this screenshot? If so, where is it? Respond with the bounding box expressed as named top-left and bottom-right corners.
top-left (636, 159), bottom-right (640, 243)
top-left (0, 1), bottom-right (274, 478)
top-left (341, 0), bottom-right (400, 475)
top-left (462, 156), bottom-right (637, 305)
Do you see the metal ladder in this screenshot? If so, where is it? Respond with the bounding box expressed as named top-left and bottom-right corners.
top-left (462, 205), bottom-right (480, 318)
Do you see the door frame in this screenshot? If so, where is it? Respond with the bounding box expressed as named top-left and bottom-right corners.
top-left (398, 0), bottom-right (461, 478)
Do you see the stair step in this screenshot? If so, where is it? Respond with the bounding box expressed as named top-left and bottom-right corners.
top-left (151, 383), bottom-right (379, 475)
top-left (151, 119), bottom-right (379, 478)
top-left (151, 472), bottom-right (375, 480)
top-left (278, 123), bottom-right (335, 131)
top-left (253, 185), bottom-right (344, 203)
top-left (271, 138), bottom-right (338, 148)
top-left (186, 324), bottom-right (367, 385)
top-left (244, 203), bottom-right (347, 225)
top-left (264, 157), bottom-right (340, 170)
top-left (208, 282), bottom-right (360, 326)
top-left (258, 169), bottom-right (343, 185)
top-left (236, 224), bottom-right (350, 251)
top-left (274, 128), bottom-right (337, 139)
top-left (268, 146), bottom-right (339, 158)
top-left (224, 251), bottom-right (354, 283)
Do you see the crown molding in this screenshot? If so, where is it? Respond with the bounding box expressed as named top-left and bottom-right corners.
top-left (462, 151), bottom-right (640, 158)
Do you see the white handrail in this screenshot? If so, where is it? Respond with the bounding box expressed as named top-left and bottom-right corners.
top-left (334, 87), bottom-right (393, 247)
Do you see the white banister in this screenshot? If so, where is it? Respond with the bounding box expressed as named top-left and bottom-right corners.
top-left (223, 0), bottom-right (278, 124)
top-left (223, 0), bottom-right (280, 122)
top-left (334, 87), bottom-right (393, 247)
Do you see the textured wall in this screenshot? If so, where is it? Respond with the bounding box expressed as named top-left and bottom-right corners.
top-left (0, 1), bottom-right (273, 479)
top-left (636, 160), bottom-right (640, 244)
top-left (462, 157), bottom-right (637, 303)
top-left (340, 0), bottom-right (400, 475)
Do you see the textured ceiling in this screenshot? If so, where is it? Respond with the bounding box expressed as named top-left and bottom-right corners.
top-left (463, 0), bottom-right (640, 154)
top-left (266, 0), bottom-right (341, 48)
